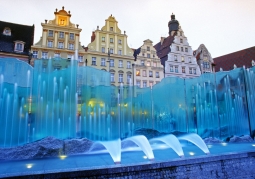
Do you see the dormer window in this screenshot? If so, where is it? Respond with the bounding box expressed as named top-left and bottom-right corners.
top-left (3, 27), bottom-right (11, 36)
top-left (14, 41), bottom-right (25, 52)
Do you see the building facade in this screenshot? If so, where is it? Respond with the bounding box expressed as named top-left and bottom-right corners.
top-left (85, 15), bottom-right (134, 86)
top-left (0, 21), bottom-right (34, 63)
top-left (134, 39), bottom-right (164, 88)
top-left (193, 44), bottom-right (215, 73)
top-left (154, 14), bottom-right (201, 78)
top-left (31, 7), bottom-right (85, 68)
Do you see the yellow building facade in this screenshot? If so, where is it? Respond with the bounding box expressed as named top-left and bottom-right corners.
top-left (85, 15), bottom-right (134, 87)
top-left (31, 7), bottom-right (85, 68)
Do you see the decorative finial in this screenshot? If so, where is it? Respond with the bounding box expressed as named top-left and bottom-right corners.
top-left (62, 6), bottom-right (64, 10)
top-left (97, 26), bottom-right (99, 30)
top-left (76, 24), bottom-right (79, 28)
top-left (111, 14), bottom-right (112, 16)
top-left (68, 11), bottom-right (70, 14)
top-left (56, 8), bottom-right (58, 12)
top-left (45, 19), bottom-right (48, 24)
top-left (124, 30), bottom-right (126, 34)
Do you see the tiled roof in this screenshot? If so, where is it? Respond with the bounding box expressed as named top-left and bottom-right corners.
top-left (213, 46), bottom-right (255, 71)
top-left (154, 35), bottom-right (175, 67)
top-left (0, 21), bottom-right (34, 55)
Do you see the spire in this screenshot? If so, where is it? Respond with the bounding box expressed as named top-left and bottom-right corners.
top-left (168, 13), bottom-right (179, 36)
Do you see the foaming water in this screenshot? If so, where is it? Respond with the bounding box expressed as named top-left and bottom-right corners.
top-left (150, 134), bottom-right (184, 157)
top-left (178, 133), bottom-right (210, 154)
top-left (122, 135), bottom-right (154, 160)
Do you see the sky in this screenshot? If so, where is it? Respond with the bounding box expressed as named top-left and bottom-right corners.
top-left (0, 0), bottom-right (254, 58)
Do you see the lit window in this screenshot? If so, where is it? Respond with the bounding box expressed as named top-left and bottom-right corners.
top-left (119, 74), bottom-right (123, 83)
top-left (118, 39), bottom-right (122, 44)
top-left (110, 38), bottom-right (113, 43)
top-left (101, 58), bottom-right (106, 66)
top-left (175, 66), bottom-right (178, 73)
top-left (119, 60), bottom-right (123, 67)
top-left (136, 81), bottom-right (141, 87)
top-left (127, 61), bottom-right (131, 69)
top-left (154, 62), bottom-right (157, 67)
top-left (149, 71), bottom-right (153, 77)
top-left (147, 61), bottom-right (151, 66)
top-left (110, 48), bottom-right (114, 54)
top-left (142, 70), bottom-right (146, 77)
top-left (33, 51), bottom-right (38, 58)
top-left (92, 57), bottom-right (96, 65)
top-left (48, 41), bottom-right (53, 48)
top-left (147, 54), bottom-right (150, 58)
top-left (181, 56), bottom-right (184, 62)
top-left (42, 52), bottom-right (48, 59)
top-left (102, 37), bottom-right (105, 42)
top-left (78, 56), bottom-right (83, 62)
top-left (118, 50), bottom-right (122, 55)
top-left (156, 72), bottom-right (159, 78)
top-left (68, 43), bottom-right (74, 50)
top-left (110, 73), bottom-right (115, 82)
top-left (110, 59), bottom-right (114, 67)
top-left (70, 33), bottom-right (74, 40)
top-left (102, 47), bottom-right (105, 53)
top-left (143, 81), bottom-right (147, 88)
top-left (182, 67), bottom-right (185, 73)
top-left (136, 70), bottom-right (140, 76)
top-left (58, 42), bottom-right (64, 49)
top-left (59, 32), bottom-right (64, 38)
top-left (110, 27), bottom-right (113, 31)
top-left (48, 30), bottom-right (53, 37)
top-left (170, 66), bottom-right (173, 72)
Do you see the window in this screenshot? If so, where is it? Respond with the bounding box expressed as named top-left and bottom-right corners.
top-left (143, 81), bottom-right (147, 88)
top-left (182, 67), bottom-right (185, 73)
top-left (118, 50), bottom-right (122, 55)
top-left (78, 56), bottom-right (83, 62)
top-left (101, 58), bottom-right (106, 66)
top-left (175, 66), bottom-right (178, 73)
top-left (110, 27), bottom-right (113, 31)
top-left (180, 39), bottom-right (183, 43)
top-left (68, 43), bottom-right (74, 50)
top-left (119, 74), bottom-right (123, 83)
top-left (147, 46), bottom-right (150, 51)
top-left (48, 41), bottom-right (53, 48)
top-left (149, 71), bottom-right (153, 77)
top-left (141, 60), bottom-right (145, 66)
top-left (110, 38), bottom-right (113, 43)
top-left (170, 65), bottom-right (173, 72)
top-left (110, 73), bottom-right (115, 82)
top-left (42, 52), bottom-right (48, 59)
top-left (102, 37), bottom-right (105, 42)
top-left (110, 48), bottom-right (113, 54)
top-left (118, 39), bottom-right (122, 44)
top-left (54, 53), bottom-right (60, 58)
top-left (180, 32), bottom-right (182, 36)
top-left (127, 61), bottom-right (131, 69)
top-left (189, 57), bottom-right (191, 63)
top-left (136, 70), bottom-right (140, 76)
top-left (156, 72), bottom-right (159, 78)
top-left (110, 59), bottom-right (114, 67)
top-left (147, 54), bottom-right (150, 58)
top-left (174, 55), bottom-right (177, 61)
top-left (119, 60), bottom-right (123, 67)
top-left (102, 47), bottom-right (105, 53)
top-left (189, 68), bottom-right (192, 74)
top-left (154, 62), bottom-right (157, 67)
top-left (3, 27), bottom-right (11, 36)
top-left (136, 81), bottom-right (141, 87)
top-left (185, 48), bottom-right (188, 52)
top-left (59, 32), bottom-right (64, 38)
top-left (149, 82), bottom-right (153, 87)
top-left (181, 56), bottom-right (184, 62)
top-left (176, 46), bottom-right (179, 51)
top-left (181, 47), bottom-right (183, 52)
top-left (58, 42), bottom-right (64, 49)
top-left (33, 51), bottom-right (38, 58)
top-left (48, 30), bottom-right (53, 37)
top-left (15, 43), bottom-right (23, 51)
top-left (193, 68), bottom-right (196, 74)
top-left (69, 33), bottom-right (74, 40)
top-left (127, 74), bottom-right (131, 83)
top-left (147, 61), bottom-right (151, 66)
top-left (92, 57), bottom-right (96, 65)
top-left (142, 70), bottom-right (146, 77)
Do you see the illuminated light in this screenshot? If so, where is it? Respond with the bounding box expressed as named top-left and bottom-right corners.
top-left (189, 152), bottom-right (195, 156)
top-left (143, 156), bottom-right (148, 159)
top-left (252, 144), bottom-right (255, 147)
top-left (111, 111), bottom-right (114, 115)
top-left (124, 103), bottom-right (128, 107)
top-left (26, 164), bottom-right (33, 169)
top-left (59, 155), bottom-right (67, 160)
top-left (179, 104), bottom-right (182, 108)
top-left (221, 143), bottom-right (227, 146)
top-left (207, 145), bottom-right (212, 148)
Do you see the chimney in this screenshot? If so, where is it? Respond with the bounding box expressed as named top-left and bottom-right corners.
top-left (160, 37), bottom-right (164, 45)
top-left (91, 31), bottom-right (96, 42)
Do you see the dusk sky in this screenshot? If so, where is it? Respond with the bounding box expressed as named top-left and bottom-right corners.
top-left (1, 0), bottom-right (254, 58)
